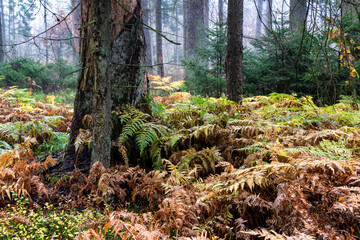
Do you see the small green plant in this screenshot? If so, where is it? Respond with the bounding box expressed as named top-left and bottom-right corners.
top-left (0, 198), bottom-right (105, 239)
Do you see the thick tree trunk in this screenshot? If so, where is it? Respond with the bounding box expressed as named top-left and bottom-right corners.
top-left (156, 0), bottom-right (164, 77)
top-left (226, 0), bottom-right (244, 103)
top-left (290, 0), bottom-right (307, 31)
top-left (91, 0), bottom-right (112, 168)
top-left (66, 0), bottom-right (145, 171)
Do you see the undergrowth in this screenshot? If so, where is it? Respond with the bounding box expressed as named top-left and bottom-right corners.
top-left (1, 89), bottom-right (360, 239)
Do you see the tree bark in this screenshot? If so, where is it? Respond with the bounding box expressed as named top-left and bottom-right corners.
top-left (66, 0), bottom-right (145, 171)
top-left (255, 0), bottom-right (264, 39)
top-left (90, 0), bottom-right (112, 168)
top-left (44, 0), bottom-right (49, 64)
top-left (142, 0), bottom-right (153, 74)
top-left (204, 0), bottom-right (209, 29)
top-left (183, 0), bottom-right (205, 60)
top-left (174, 4), bottom-right (179, 64)
top-left (290, 0), bottom-right (307, 31)
top-left (219, 0), bottom-right (223, 26)
top-left (266, 0), bottom-right (273, 30)
top-left (0, 0), bottom-right (4, 63)
top-left (71, 0), bottom-right (81, 63)
top-left (156, 0), bottom-right (164, 77)
top-left (226, 0), bottom-right (244, 103)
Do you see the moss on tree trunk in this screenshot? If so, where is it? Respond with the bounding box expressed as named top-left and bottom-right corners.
top-left (64, 0), bottom-right (145, 172)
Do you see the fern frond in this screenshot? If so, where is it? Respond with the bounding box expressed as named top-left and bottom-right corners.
top-left (0, 122), bottom-right (21, 144)
top-left (75, 129), bottom-right (92, 153)
top-left (0, 140), bottom-right (13, 155)
top-left (190, 124), bottom-right (218, 140)
top-left (118, 116), bottom-right (146, 145)
top-left (167, 133), bottom-right (185, 148)
top-left (178, 147), bottom-right (223, 178)
top-left (136, 123), bottom-right (170, 154)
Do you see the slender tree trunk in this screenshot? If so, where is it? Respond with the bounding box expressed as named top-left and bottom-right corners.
top-left (0, 0), bottom-right (4, 62)
top-left (44, 0), bottom-right (49, 64)
top-left (174, 5), bottom-right (179, 64)
top-left (71, 0), bottom-right (81, 64)
top-left (290, 0), bottom-right (307, 31)
top-left (255, 0), bottom-right (264, 39)
top-left (204, 0), bottom-right (209, 29)
top-left (219, 0), bottom-right (223, 26)
top-left (266, 0), bottom-right (273, 30)
top-left (142, 0), bottom-right (153, 74)
top-left (66, 0), bottom-right (145, 171)
top-left (156, 0), bottom-right (164, 77)
top-left (218, 0), bottom-right (224, 78)
top-left (183, 0), bottom-right (205, 59)
top-left (226, 0), bottom-right (244, 103)
top-left (0, 0), bottom-right (4, 49)
top-left (183, 0), bottom-right (187, 60)
top-left (56, 41), bottom-right (63, 60)
top-left (9, 1), bottom-right (16, 58)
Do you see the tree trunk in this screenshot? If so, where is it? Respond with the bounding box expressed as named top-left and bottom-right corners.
top-left (183, 0), bottom-right (205, 60)
top-left (66, 0), bottom-right (145, 171)
top-left (90, 0), bottom-right (112, 168)
top-left (226, 0), bottom-right (244, 103)
top-left (290, 0), bottom-right (307, 31)
top-left (174, 4), bottom-right (179, 64)
top-left (266, 0), bottom-right (273, 30)
top-left (255, 0), bottom-right (264, 39)
top-left (71, 0), bottom-right (81, 63)
top-left (9, 1), bottom-right (16, 58)
top-left (218, 0), bottom-right (224, 78)
top-left (0, 0), bottom-right (4, 63)
top-left (219, 0), bottom-right (223, 26)
top-left (204, 0), bottom-right (209, 29)
top-left (156, 0), bottom-right (164, 77)
top-left (44, 0), bottom-right (49, 64)
top-left (142, 0), bottom-right (153, 74)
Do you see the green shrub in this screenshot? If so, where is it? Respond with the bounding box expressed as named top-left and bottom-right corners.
top-left (0, 58), bottom-right (78, 92)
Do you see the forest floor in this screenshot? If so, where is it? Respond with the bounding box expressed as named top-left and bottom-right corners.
top-left (1, 87), bottom-right (360, 239)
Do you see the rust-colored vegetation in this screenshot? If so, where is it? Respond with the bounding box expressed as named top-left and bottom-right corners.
top-left (1, 88), bottom-right (360, 239)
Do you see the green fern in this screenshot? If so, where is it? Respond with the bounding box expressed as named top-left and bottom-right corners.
top-left (178, 147), bottom-right (223, 178)
top-left (0, 140), bottom-right (13, 155)
top-left (22, 120), bottom-right (53, 139)
top-left (117, 106), bottom-right (150, 145)
top-left (116, 105), bottom-right (171, 167)
top-left (287, 139), bottom-right (352, 160)
top-left (0, 122), bottom-right (21, 143)
top-left (118, 116), bottom-right (147, 144)
top-left (312, 139), bottom-right (352, 160)
top-left (136, 123), bottom-right (169, 154)
top-left (167, 133), bottom-right (185, 148)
